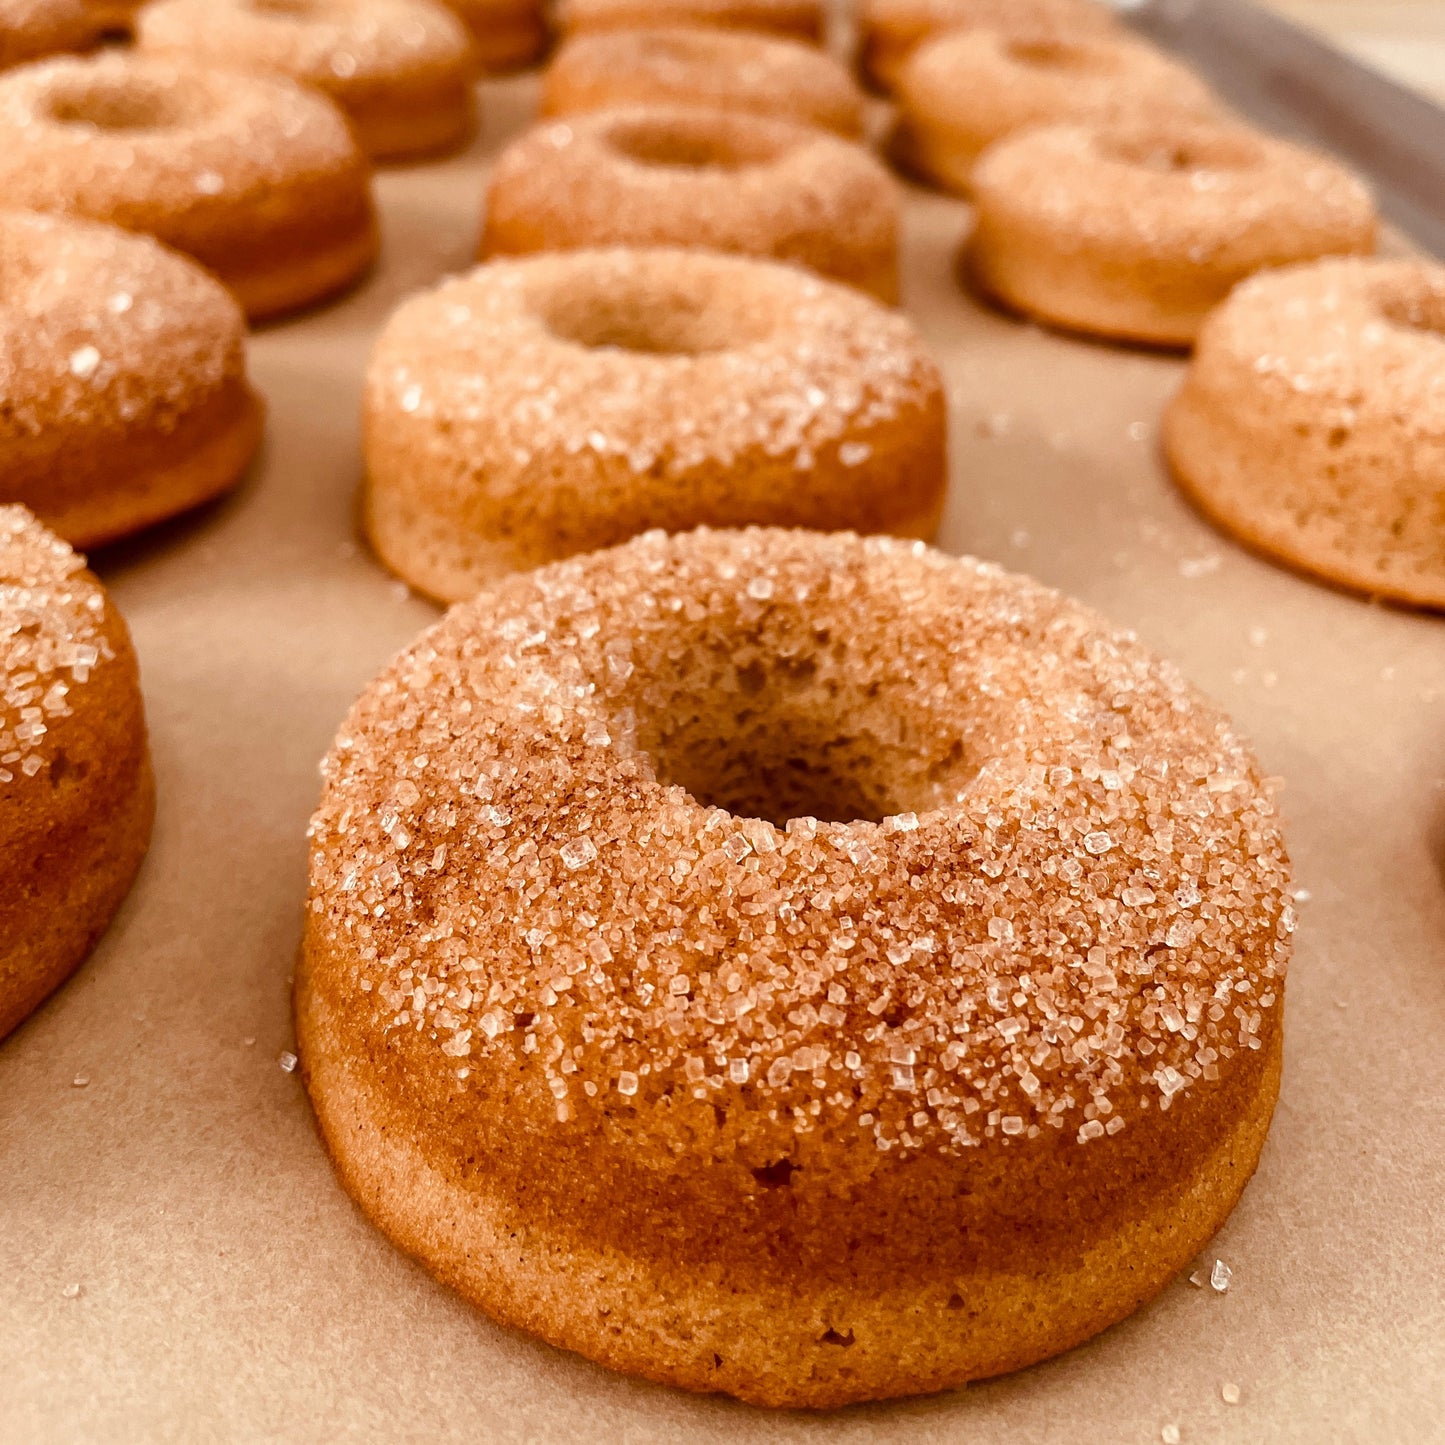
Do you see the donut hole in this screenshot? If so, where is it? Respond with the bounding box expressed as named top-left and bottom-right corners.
top-left (1099, 129), bottom-right (1263, 175)
top-left (48, 79), bottom-right (183, 132)
top-left (534, 272), bottom-right (769, 355)
top-left (604, 116), bottom-right (788, 171)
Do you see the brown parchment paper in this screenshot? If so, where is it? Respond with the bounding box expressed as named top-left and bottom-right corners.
top-left (2, 66), bottom-right (1444, 1445)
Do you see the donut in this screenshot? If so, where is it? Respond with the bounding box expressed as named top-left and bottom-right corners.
top-left (858, 0), bottom-right (1116, 93)
top-left (1, 506), bottom-right (152, 1042)
top-left (0, 0), bottom-right (98, 70)
top-left (136, 0), bottom-right (477, 163)
top-left (0, 53), bottom-right (379, 322)
top-left (0, 211), bottom-right (263, 548)
top-left (364, 248), bottom-right (946, 600)
top-left (79, 0), bottom-right (135, 36)
top-left (966, 120), bottom-right (1378, 347)
top-left (558, 0), bottom-right (822, 46)
top-left (894, 29), bottom-right (1220, 196)
top-left (542, 28), bottom-right (865, 137)
top-left (296, 524), bottom-right (1293, 1408)
top-left (442, 0), bottom-right (547, 70)
top-left (482, 108), bottom-right (899, 302)
top-left (1165, 258), bottom-right (1445, 609)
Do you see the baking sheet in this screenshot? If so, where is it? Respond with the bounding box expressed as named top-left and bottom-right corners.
top-left (2, 53), bottom-right (1444, 1445)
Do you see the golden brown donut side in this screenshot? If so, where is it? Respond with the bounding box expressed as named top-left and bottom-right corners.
top-left (444, 0), bottom-right (550, 69)
top-left (558, 0), bottom-right (823, 45)
top-left (0, 511), bottom-right (153, 1039)
top-left (0, 0), bottom-right (101, 69)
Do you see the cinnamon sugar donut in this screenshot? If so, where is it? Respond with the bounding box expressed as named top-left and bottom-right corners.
top-left (894, 30), bottom-right (1220, 195)
top-left (482, 108), bottom-right (899, 302)
top-left (858, 0), bottom-right (1116, 93)
top-left (0, 0), bottom-right (99, 70)
top-left (297, 524), bottom-right (1293, 1408)
top-left (967, 120), bottom-right (1378, 347)
top-left (0, 53), bottom-right (378, 321)
top-left (1, 506), bottom-right (152, 1041)
top-left (442, 0), bottom-right (547, 71)
top-left (364, 248), bottom-right (945, 600)
top-left (559, 0), bottom-right (822, 45)
top-left (137, 0), bottom-right (477, 163)
top-left (0, 211), bottom-right (262, 547)
top-left (542, 28), bottom-right (865, 137)
top-left (1165, 258), bottom-right (1445, 609)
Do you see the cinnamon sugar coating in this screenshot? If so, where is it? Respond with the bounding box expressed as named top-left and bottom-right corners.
top-left (967, 119), bottom-right (1378, 347)
top-left (858, 0), bottom-right (1117, 92)
top-left (482, 107), bottom-right (899, 302)
top-left (558, 0), bottom-right (822, 46)
top-left (0, 210), bottom-right (262, 546)
top-left (364, 248), bottom-right (946, 599)
top-left (137, 0), bottom-right (477, 162)
top-left (1, 505), bottom-right (152, 1039)
top-left (0, 0), bottom-right (99, 70)
top-left (300, 527), bottom-right (1292, 1402)
top-left (0, 53), bottom-right (378, 320)
top-left (894, 29), bottom-right (1220, 195)
top-left (542, 27), bottom-right (865, 136)
top-left (1166, 257), bottom-right (1445, 608)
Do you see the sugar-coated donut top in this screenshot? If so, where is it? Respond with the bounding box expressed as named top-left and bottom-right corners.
top-left (0, 210), bottom-right (247, 438)
top-left (138, 0), bottom-right (474, 89)
top-left (370, 247), bottom-right (936, 477)
top-left (308, 528), bottom-right (1292, 1166)
top-left (488, 106), bottom-right (895, 263)
top-left (901, 29), bottom-right (1218, 133)
top-left (543, 27), bottom-right (864, 135)
top-left (864, 0), bottom-right (1116, 48)
top-left (560, 0), bottom-right (820, 34)
top-left (0, 0), bottom-right (98, 70)
top-left (0, 505), bottom-right (113, 786)
top-left (0, 52), bottom-right (361, 215)
top-left (972, 119), bottom-right (1376, 260)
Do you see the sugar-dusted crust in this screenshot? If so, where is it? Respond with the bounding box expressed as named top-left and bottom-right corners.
top-left (0, 211), bottom-right (263, 547)
top-left (966, 119), bottom-right (1378, 347)
top-left (482, 107), bottom-right (899, 302)
top-left (1165, 257), bottom-right (1445, 609)
top-left (542, 28), bottom-right (864, 137)
top-left (299, 526), bottom-right (1294, 1406)
top-left (364, 248), bottom-right (945, 600)
top-left (0, 507), bottom-right (152, 1040)
top-left (0, 53), bottom-right (378, 321)
top-left (137, 0), bottom-right (477, 162)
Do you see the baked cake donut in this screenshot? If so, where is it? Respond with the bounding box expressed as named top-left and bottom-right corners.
top-left (297, 525), bottom-right (1293, 1408)
top-left (542, 28), bottom-right (865, 137)
top-left (81, 0), bottom-right (137, 34)
top-left (482, 108), bottom-right (899, 302)
top-left (442, 0), bottom-right (547, 70)
top-left (858, 0), bottom-right (1116, 93)
top-left (364, 248), bottom-right (945, 600)
top-left (967, 119), bottom-right (1378, 347)
top-left (0, 211), bottom-right (262, 547)
top-left (1, 506), bottom-right (152, 1042)
top-left (137, 0), bottom-right (477, 163)
top-left (558, 0), bottom-right (822, 46)
top-left (1165, 258), bottom-right (1445, 608)
top-left (0, 0), bottom-right (99, 70)
top-left (0, 53), bottom-right (378, 321)
top-left (894, 29), bottom-right (1220, 195)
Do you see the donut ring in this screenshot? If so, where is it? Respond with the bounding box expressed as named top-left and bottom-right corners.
top-left (0, 211), bottom-right (263, 548)
top-left (1165, 258), bottom-right (1445, 609)
top-left (137, 0), bottom-right (477, 163)
top-left (297, 525), bottom-right (1293, 1408)
top-left (364, 248), bottom-right (946, 600)
top-left (78, 0), bottom-right (136, 35)
top-left (858, 0), bottom-right (1116, 93)
top-left (557, 0), bottom-right (823, 46)
top-left (0, 53), bottom-right (379, 322)
top-left (482, 108), bottom-right (899, 302)
top-left (542, 28), bottom-right (865, 137)
top-left (1, 506), bottom-right (152, 1041)
top-left (966, 120), bottom-right (1378, 347)
top-left (0, 0), bottom-right (99, 70)
top-left (441, 0), bottom-right (548, 71)
top-left (894, 30), bottom-right (1220, 195)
